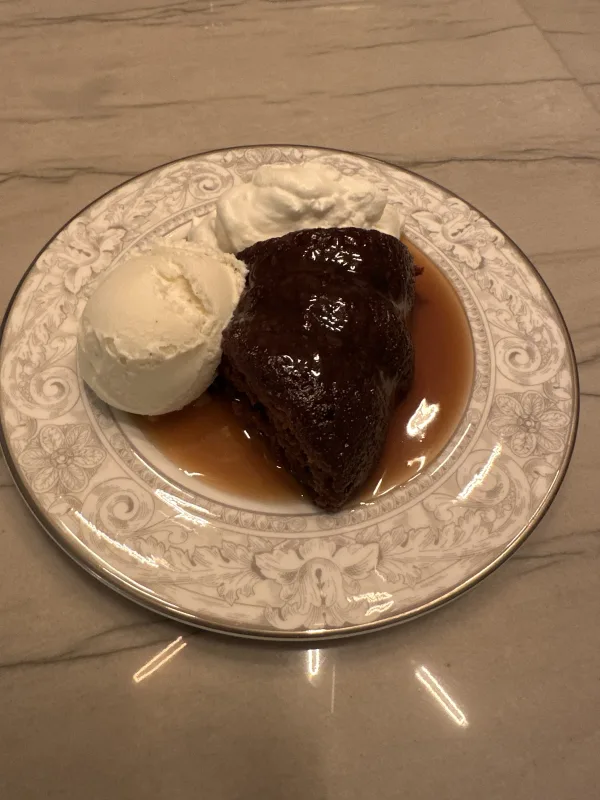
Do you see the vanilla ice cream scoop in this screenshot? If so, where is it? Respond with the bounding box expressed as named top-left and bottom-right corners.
top-left (78, 242), bottom-right (246, 416)
top-left (190, 162), bottom-right (404, 253)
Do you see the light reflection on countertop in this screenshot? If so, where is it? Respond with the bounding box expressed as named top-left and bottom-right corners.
top-left (415, 665), bottom-right (469, 728)
top-left (133, 636), bottom-right (188, 684)
top-left (306, 648), bottom-right (322, 680)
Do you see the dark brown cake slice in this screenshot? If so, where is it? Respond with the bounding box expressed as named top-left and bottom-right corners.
top-left (220, 227), bottom-right (418, 511)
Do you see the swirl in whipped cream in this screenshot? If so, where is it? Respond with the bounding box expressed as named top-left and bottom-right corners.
top-left (190, 162), bottom-right (404, 253)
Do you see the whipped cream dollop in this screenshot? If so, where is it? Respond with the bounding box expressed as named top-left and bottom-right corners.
top-left (190, 162), bottom-right (404, 253)
top-left (78, 241), bottom-right (246, 416)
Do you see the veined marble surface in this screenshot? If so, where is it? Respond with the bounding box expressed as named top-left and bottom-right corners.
top-left (1, 1), bottom-right (599, 798)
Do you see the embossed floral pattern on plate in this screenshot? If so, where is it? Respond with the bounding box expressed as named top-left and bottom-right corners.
top-left (0, 146), bottom-right (578, 639)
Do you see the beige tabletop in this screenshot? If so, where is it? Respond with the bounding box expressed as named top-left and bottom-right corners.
top-left (1, 1), bottom-right (600, 798)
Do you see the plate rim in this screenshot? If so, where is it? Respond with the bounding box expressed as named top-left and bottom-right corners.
top-left (0, 144), bottom-right (580, 640)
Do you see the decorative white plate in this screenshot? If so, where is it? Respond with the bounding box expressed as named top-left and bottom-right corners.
top-left (0, 146), bottom-right (578, 639)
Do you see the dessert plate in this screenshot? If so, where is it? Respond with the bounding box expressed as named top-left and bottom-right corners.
top-left (0, 146), bottom-right (578, 639)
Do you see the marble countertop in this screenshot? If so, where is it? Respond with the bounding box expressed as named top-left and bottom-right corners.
top-left (1, 1), bottom-right (599, 797)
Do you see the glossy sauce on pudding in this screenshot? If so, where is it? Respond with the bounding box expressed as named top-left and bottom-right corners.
top-left (136, 241), bottom-right (474, 504)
